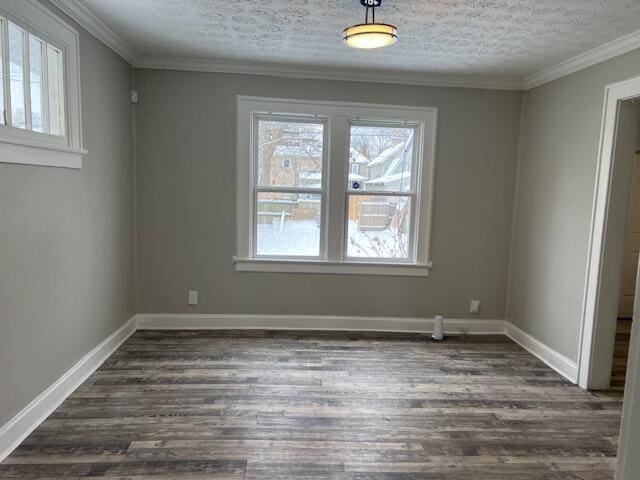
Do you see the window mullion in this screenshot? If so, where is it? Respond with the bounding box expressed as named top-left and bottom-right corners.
top-left (1, 20), bottom-right (12, 127)
top-left (326, 116), bottom-right (349, 262)
top-left (409, 125), bottom-right (422, 262)
top-left (249, 115), bottom-right (259, 258)
top-left (23, 31), bottom-right (32, 131)
top-left (41, 39), bottom-right (49, 134)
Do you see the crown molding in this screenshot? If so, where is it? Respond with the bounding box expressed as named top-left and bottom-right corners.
top-left (133, 56), bottom-right (525, 90)
top-left (524, 29), bottom-right (640, 89)
top-left (48, 0), bottom-right (137, 64)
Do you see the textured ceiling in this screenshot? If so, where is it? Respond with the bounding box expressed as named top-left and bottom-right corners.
top-left (82, 0), bottom-right (640, 79)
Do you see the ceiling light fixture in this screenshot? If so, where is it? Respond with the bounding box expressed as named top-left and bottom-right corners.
top-left (343, 0), bottom-right (398, 50)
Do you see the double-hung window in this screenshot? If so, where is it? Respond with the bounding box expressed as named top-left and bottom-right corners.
top-left (0, 1), bottom-right (84, 168)
top-left (236, 97), bottom-right (437, 276)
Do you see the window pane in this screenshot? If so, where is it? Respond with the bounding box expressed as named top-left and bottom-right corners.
top-left (346, 195), bottom-right (411, 259)
top-left (8, 23), bottom-right (26, 129)
top-left (47, 44), bottom-right (64, 137)
top-left (349, 125), bottom-right (414, 192)
top-left (257, 119), bottom-right (324, 188)
top-left (29, 35), bottom-right (44, 132)
top-left (256, 192), bottom-right (321, 257)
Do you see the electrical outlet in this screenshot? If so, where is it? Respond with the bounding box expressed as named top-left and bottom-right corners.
top-left (188, 290), bottom-right (198, 305)
top-left (469, 299), bottom-right (480, 314)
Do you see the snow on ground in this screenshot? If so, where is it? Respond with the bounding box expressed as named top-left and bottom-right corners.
top-left (257, 220), bottom-right (320, 257)
top-left (256, 220), bottom-right (407, 259)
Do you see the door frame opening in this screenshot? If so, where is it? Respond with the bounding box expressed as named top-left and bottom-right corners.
top-left (579, 76), bottom-right (640, 389)
top-left (577, 74), bottom-right (640, 479)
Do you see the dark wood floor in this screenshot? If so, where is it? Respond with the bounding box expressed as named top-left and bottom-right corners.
top-left (610, 319), bottom-right (632, 392)
top-left (0, 330), bottom-right (623, 479)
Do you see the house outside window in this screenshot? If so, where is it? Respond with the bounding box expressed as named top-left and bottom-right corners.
top-left (235, 96), bottom-right (437, 277)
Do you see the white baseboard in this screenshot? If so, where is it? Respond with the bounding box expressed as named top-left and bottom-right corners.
top-left (135, 313), bottom-right (506, 335)
top-left (0, 313), bottom-right (579, 463)
top-left (0, 316), bottom-right (137, 462)
top-left (504, 322), bottom-right (578, 383)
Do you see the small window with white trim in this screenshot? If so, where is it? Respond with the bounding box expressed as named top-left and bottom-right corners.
top-left (0, 1), bottom-right (85, 168)
top-left (236, 97), bottom-right (437, 276)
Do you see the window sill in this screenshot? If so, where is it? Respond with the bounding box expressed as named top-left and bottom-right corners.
top-left (0, 136), bottom-right (87, 169)
top-left (233, 257), bottom-right (432, 277)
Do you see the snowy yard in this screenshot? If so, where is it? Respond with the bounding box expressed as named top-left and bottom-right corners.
top-left (256, 219), bottom-right (408, 259)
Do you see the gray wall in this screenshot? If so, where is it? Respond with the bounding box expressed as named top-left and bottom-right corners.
top-left (508, 48), bottom-right (640, 361)
top-left (0, 3), bottom-right (134, 424)
top-left (134, 69), bottom-right (522, 319)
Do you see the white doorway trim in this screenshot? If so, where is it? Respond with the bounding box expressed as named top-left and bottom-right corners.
top-left (578, 75), bottom-right (640, 389)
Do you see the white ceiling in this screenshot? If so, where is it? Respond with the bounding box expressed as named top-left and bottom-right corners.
top-left (69, 0), bottom-right (640, 88)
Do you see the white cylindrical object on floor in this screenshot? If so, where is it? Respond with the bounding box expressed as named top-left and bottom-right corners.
top-left (432, 315), bottom-right (444, 341)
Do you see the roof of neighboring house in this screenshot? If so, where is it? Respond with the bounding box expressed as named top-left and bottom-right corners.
top-left (273, 144), bottom-right (322, 157)
top-left (368, 131), bottom-right (415, 168)
top-left (302, 172), bottom-right (366, 181)
top-left (368, 142), bottom-right (405, 167)
top-left (349, 148), bottom-right (369, 164)
top-left (382, 154), bottom-right (412, 179)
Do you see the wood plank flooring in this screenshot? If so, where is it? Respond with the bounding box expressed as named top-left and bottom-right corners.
top-left (0, 330), bottom-right (623, 479)
top-left (610, 319), bottom-right (632, 392)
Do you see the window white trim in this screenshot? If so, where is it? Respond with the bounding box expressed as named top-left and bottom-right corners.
top-left (235, 96), bottom-right (437, 275)
top-left (233, 256), bottom-right (432, 277)
top-left (0, 0), bottom-right (85, 169)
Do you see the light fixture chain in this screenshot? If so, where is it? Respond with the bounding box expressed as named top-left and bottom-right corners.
top-left (365, 5), bottom-right (377, 24)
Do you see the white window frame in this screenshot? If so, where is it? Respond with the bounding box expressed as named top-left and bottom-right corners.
top-left (344, 120), bottom-right (420, 264)
top-left (252, 113), bottom-right (329, 261)
top-left (0, 0), bottom-right (85, 169)
top-left (235, 96), bottom-right (437, 277)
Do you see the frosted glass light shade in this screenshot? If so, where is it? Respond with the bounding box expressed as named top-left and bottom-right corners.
top-left (343, 23), bottom-right (398, 49)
